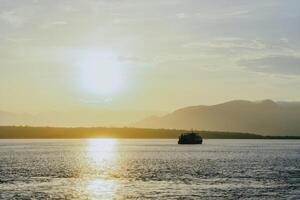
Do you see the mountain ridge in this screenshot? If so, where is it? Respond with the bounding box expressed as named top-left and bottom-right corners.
top-left (133, 99), bottom-right (300, 136)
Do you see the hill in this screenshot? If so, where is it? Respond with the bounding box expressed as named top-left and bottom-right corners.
top-left (134, 100), bottom-right (300, 136)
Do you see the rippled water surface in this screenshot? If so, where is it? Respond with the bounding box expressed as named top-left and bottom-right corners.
top-left (0, 139), bottom-right (300, 199)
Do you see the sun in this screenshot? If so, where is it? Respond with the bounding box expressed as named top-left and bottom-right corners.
top-left (77, 50), bottom-right (126, 96)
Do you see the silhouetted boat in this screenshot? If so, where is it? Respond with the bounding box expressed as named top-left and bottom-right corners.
top-left (178, 132), bottom-right (203, 144)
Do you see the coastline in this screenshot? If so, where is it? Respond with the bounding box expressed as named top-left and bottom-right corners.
top-left (1, 126), bottom-right (299, 139)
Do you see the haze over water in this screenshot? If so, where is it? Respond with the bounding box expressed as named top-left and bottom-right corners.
top-left (0, 139), bottom-right (299, 199)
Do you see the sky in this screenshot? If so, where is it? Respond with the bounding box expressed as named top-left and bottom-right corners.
top-left (1, 0), bottom-right (300, 114)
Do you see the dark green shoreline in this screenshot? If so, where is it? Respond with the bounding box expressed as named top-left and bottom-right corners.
top-left (0, 126), bottom-right (299, 139)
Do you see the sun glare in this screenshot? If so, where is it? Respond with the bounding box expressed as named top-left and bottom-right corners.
top-left (77, 51), bottom-right (126, 96)
top-left (86, 138), bottom-right (118, 166)
top-left (86, 179), bottom-right (119, 199)
top-left (88, 138), bottom-right (118, 147)
top-left (83, 139), bottom-right (120, 199)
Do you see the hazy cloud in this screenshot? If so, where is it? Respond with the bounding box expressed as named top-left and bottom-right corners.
top-left (1, 0), bottom-right (300, 112)
top-left (183, 37), bottom-right (266, 50)
top-left (226, 10), bottom-right (251, 17)
top-left (241, 55), bottom-right (300, 75)
top-left (50, 21), bottom-right (68, 25)
top-left (0, 11), bottom-right (25, 27)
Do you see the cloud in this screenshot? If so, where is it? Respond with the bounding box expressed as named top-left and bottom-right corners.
top-left (183, 37), bottom-right (266, 50)
top-left (240, 55), bottom-right (300, 75)
top-left (50, 21), bottom-right (68, 25)
top-left (0, 11), bottom-right (25, 27)
top-left (6, 37), bottom-right (33, 42)
top-left (176, 13), bottom-right (187, 19)
top-left (226, 9), bottom-right (251, 17)
top-left (40, 20), bottom-right (68, 29)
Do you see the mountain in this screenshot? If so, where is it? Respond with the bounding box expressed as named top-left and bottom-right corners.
top-left (133, 100), bottom-right (300, 136)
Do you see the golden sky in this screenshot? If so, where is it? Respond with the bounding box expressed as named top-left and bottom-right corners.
top-left (0, 0), bottom-right (300, 113)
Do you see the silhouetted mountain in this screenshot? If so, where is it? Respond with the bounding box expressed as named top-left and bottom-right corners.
top-left (133, 100), bottom-right (300, 136)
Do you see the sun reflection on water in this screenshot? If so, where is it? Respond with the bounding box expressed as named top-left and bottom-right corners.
top-left (86, 138), bottom-right (118, 166)
top-left (86, 178), bottom-right (120, 200)
top-left (84, 138), bottom-right (120, 199)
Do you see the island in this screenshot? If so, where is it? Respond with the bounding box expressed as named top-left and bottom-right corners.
top-left (178, 132), bottom-right (203, 144)
top-left (1, 126), bottom-right (300, 139)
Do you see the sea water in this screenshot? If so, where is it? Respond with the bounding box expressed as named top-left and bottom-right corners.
top-left (0, 139), bottom-right (299, 199)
